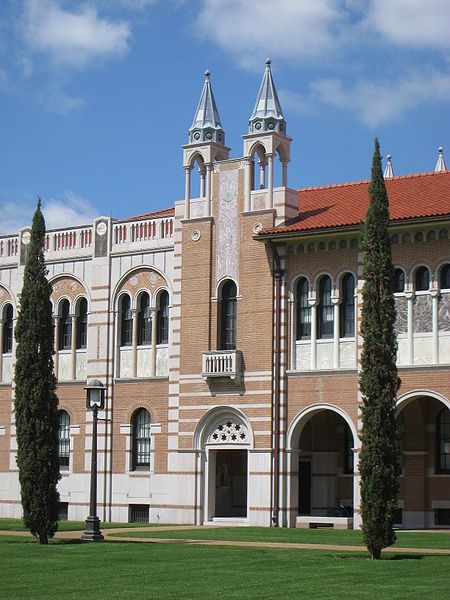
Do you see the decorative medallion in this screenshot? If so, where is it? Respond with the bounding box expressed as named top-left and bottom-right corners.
top-left (223, 189), bottom-right (234, 203)
top-left (22, 231), bottom-right (31, 245)
top-left (130, 275), bottom-right (138, 287)
top-left (252, 222), bottom-right (262, 234)
top-left (194, 132), bottom-right (200, 140)
top-left (206, 131), bottom-right (212, 140)
top-left (149, 273), bottom-right (158, 285)
top-left (0, 289), bottom-right (4, 298)
top-left (70, 282), bottom-right (77, 292)
top-left (96, 222), bottom-right (107, 236)
top-left (191, 229), bottom-right (201, 242)
top-left (53, 284), bottom-right (60, 294)
top-left (255, 122), bottom-right (261, 130)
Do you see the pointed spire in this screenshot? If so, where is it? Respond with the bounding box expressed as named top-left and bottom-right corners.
top-left (188, 70), bottom-right (225, 145)
top-left (435, 146), bottom-right (446, 172)
top-left (248, 58), bottom-right (286, 135)
top-left (384, 154), bottom-right (394, 178)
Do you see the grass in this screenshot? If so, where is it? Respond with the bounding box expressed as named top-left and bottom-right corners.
top-left (110, 526), bottom-right (450, 550)
top-left (1, 537), bottom-right (449, 599)
top-left (0, 518), bottom-right (163, 532)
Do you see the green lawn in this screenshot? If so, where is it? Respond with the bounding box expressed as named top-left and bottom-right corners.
top-left (0, 518), bottom-right (160, 532)
top-left (1, 537), bottom-right (449, 600)
top-left (110, 526), bottom-right (450, 550)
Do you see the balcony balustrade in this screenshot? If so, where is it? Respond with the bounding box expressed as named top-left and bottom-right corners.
top-left (201, 350), bottom-right (242, 382)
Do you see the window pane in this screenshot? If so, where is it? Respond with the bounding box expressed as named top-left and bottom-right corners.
top-left (76, 298), bottom-right (88, 349)
top-left (58, 300), bottom-right (72, 350)
top-left (58, 411), bottom-right (70, 469)
top-left (132, 409), bottom-right (151, 470)
top-left (318, 276), bottom-right (333, 339)
top-left (157, 291), bottom-right (169, 345)
top-left (340, 274), bottom-right (355, 338)
top-left (220, 281), bottom-right (236, 350)
top-left (437, 409), bottom-right (450, 473)
top-left (121, 296), bottom-right (133, 346)
top-left (138, 293), bottom-right (152, 345)
top-left (415, 267), bottom-right (430, 291)
top-left (440, 264), bottom-right (450, 289)
top-left (2, 304), bottom-right (13, 354)
top-left (296, 278), bottom-right (311, 340)
top-left (394, 269), bottom-right (405, 293)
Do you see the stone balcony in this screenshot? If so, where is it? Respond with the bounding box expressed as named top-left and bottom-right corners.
top-left (201, 350), bottom-right (243, 382)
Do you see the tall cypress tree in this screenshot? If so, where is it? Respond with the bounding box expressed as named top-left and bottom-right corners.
top-left (359, 139), bottom-right (401, 560)
top-left (14, 199), bottom-right (60, 544)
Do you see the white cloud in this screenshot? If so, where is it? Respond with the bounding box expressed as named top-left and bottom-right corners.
top-left (20, 0), bottom-right (132, 69)
top-left (195, 0), bottom-right (344, 67)
top-left (43, 192), bottom-right (100, 229)
top-left (367, 0), bottom-right (450, 50)
top-left (38, 85), bottom-right (86, 115)
top-left (309, 70), bottom-right (450, 126)
top-left (0, 191), bottom-right (99, 235)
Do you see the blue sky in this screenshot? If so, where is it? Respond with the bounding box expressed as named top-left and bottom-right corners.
top-left (0, 0), bottom-right (449, 235)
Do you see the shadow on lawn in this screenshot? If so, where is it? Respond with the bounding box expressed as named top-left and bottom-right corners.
top-left (330, 553), bottom-right (424, 561)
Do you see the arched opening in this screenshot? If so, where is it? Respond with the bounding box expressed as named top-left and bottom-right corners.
top-left (250, 144), bottom-right (267, 191)
top-left (218, 280), bottom-right (237, 350)
top-left (58, 299), bottom-right (72, 350)
top-left (137, 292), bottom-right (151, 346)
top-left (289, 407), bottom-right (356, 524)
top-left (196, 409), bottom-right (252, 523)
top-left (190, 154), bottom-right (206, 201)
top-left (2, 304), bottom-right (13, 354)
top-left (396, 393), bottom-right (450, 528)
top-left (76, 298), bottom-right (88, 349)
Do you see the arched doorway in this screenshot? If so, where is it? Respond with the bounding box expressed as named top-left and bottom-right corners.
top-left (287, 405), bottom-right (357, 527)
top-left (195, 409), bottom-right (252, 524)
top-left (396, 391), bottom-right (450, 529)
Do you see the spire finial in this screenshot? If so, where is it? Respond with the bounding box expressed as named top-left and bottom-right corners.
top-left (187, 69), bottom-right (225, 145)
top-left (248, 59), bottom-right (286, 134)
top-left (384, 154), bottom-right (394, 178)
top-left (435, 146), bottom-right (446, 172)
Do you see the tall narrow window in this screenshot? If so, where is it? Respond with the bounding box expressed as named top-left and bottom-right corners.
top-left (120, 295), bottom-right (133, 346)
top-left (394, 268), bottom-right (405, 293)
top-left (132, 408), bottom-right (151, 470)
top-left (317, 276), bottom-right (333, 339)
top-left (3, 304), bottom-right (13, 354)
top-left (58, 410), bottom-right (70, 469)
top-left (157, 291), bottom-right (169, 345)
top-left (437, 409), bottom-right (450, 474)
top-left (440, 264), bottom-right (450, 289)
top-left (296, 278), bottom-right (311, 339)
top-left (340, 274), bottom-right (355, 337)
top-left (76, 298), bottom-right (88, 349)
top-left (58, 300), bottom-right (72, 350)
top-left (219, 280), bottom-right (237, 350)
top-left (138, 293), bottom-right (152, 345)
top-left (415, 266), bottom-right (430, 291)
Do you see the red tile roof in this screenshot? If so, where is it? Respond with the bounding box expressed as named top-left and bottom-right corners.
top-left (260, 171), bottom-right (450, 237)
top-left (122, 207), bottom-right (174, 222)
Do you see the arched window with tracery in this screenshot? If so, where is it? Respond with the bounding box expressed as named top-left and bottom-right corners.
top-left (394, 268), bottom-right (405, 293)
top-left (138, 293), bottom-right (152, 346)
top-left (317, 276), bottom-right (333, 339)
top-left (219, 280), bottom-right (237, 350)
top-left (437, 409), bottom-right (450, 474)
top-left (157, 291), bottom-right (169, 345)
top-left (3, 304), bottom-right (13, 354)
top-left (131, 408), bottom-right (151, 471)
top-left (415, 266), bottom-right (430, 291)
top-left (120, 295), bottom-right (133, 347)
top-left (76, 298), bottom-right (88, 349)
top-left (296, 278), bottom-right (311, 340)
top-left (340, 273), bottom-right (355, 338)
top-left (58, 410), bottom-right (70, 470)
top-left (58, 300), bottom-right (72, 350)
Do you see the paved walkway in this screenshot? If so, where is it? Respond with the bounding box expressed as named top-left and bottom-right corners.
top-left (1, 525), bottom-right (448, 555)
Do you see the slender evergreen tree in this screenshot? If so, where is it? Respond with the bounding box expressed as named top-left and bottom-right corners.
top-left (359, 139), bottom-right (401, 560)
top-left (14, 199), bottom-right (60, 544)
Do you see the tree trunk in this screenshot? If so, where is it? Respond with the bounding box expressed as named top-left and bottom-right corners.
top-left (39, 533), bottom-right (48, 545)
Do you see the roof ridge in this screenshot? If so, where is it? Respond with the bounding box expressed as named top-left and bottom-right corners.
top-left (298, 170), bottom-right (448, 193)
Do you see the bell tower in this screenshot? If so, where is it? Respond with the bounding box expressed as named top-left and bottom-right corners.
top-left (182, 70), bottom-right (230, 219)
top-left (242, 59), bottom-right (292, 215)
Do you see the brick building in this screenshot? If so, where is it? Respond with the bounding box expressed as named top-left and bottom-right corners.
top-left (0, 61), bottom-right (449, 529)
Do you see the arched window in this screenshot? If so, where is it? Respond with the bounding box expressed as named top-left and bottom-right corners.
top-left (58, 300), bottom-right (72, 350)
top-left (3, 304), bottom-right (13, 354)
top-left (440, 264), bottom-right (450, 289)
top-left (340, 274), bottom-right (355, 338)
top-left (76, 298), bottom-right (88, 349)
top-left (138, 293), bottom-right (152, 345)
top-left (296, 278), bottom-right (311, 340)
top-left (394, 268), bottom-right (405, 293)
top-left (157, 291), bottom-right (169, 345)
top-left (436, 409), bottom-right (450, 474)
top-left (58, 410), bottom-right (70, 469)
top-left (120, 295), bottom-right (133, 346)
top-left (132, 408), bottom-right (151, 470)
top-left (317, 276), bottom-right (333, 339)
top-left (219, 280), bottom-right (237, 350)
top-left (415, 266), bottom-right (430, 291)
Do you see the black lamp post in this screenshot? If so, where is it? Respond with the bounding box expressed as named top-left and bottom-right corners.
top-left (81, 379), bottom-right (105, 542)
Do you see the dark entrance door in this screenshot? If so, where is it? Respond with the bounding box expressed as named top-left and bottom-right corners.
top-left (215, 450), bottom-right (247, 517)
top-left (298, 461), bottom-right (311, 515)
